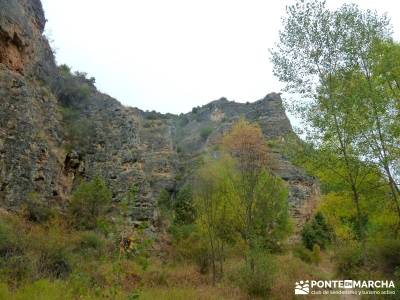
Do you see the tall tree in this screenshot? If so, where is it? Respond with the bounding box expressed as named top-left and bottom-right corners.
top-left (194, 156), bottom-right (239, 284)
top-left (270, 0), bottom-right (397, 243)
top-left (348, 40), bottom-right (400, 230)
top-left (222, 119), bottom-right (289, 266)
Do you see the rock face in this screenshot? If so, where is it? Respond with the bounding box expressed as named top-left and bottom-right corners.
top-left (0, 0), bottom-right (318, 227)
top-left (0, 0), bottom-right (62, 209)
top-left (171, 95), bottom-right (319, 230)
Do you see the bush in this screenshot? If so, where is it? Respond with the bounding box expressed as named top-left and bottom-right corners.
top-left (145, 111), bottom-right (160, 120)
top-left (78, 231), bottom-right (105, 252)
top-left (200, 127), bottom-right (213, 140)
top-left (0, 215), bottom-right (74, 283)
top-left (60, 107), bottom-right (96, 152)
top-left (65, 118), bottom-right (96, 151)
top-left (232, 251), bottom-right (276, 298)
top-left (173, 185), bottom-right (195, 225)
top-left (38, 247), bottom-right (71, 279)
top-left (301, 212), bottom-right (332, 250)
top-left (0, 218), bottom-right (33, 283)
top-left (0, 219), bottom-right (21, 259)
top-left (169, 224), bottom-right (197, 242)
top-left (369, 239), bottom-right (400, 273)
top-left (157, 189), bottom-right (172, 211)
top-left (54, 65), bottom-right (92, 108)
top-left (24, 192), bottom-right (54, 223)
top-left (292, 244), bottom-right (313, 263)
top-left (169, 224), bottom-right (209, 272)
top-left (3, 254), bottom-right (34, 284)
top-left (68, 177), bottom-right (112, 230)
top-left (177, 115), bottom-right (189, 127)
top-left (335, 242), bottom-right (364, 277)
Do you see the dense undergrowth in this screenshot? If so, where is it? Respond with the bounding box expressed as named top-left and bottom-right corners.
top-left (1, 123), bottom-right (399, 300)
top-left (0, 208), bottom-right (324, 300)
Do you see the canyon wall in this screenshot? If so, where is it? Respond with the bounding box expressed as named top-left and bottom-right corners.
top-left (0, 0), bottom-right (319, 229)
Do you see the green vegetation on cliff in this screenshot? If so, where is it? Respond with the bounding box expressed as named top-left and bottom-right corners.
top-left (1, 0), bottom-right (400, 299)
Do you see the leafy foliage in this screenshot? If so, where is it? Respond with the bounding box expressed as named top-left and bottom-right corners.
top-left (231, 251), bottom-right (276, 298)
top-left (68, 177), bottom-right (112, 230)
top-left (301, 212), bottom-right (333, 250)
top-left (272, 0), bottom-right (400, 253)
top-left (191, 120), bottom-right (290, 284)
top-left (174, 185), bottom-right (196, 225)
top-left (53, 64), bottom-right (94, 107)
top-left (23, 192), bottom-right (54, 224)
top-left (60, 107), bottom-right (96, 152)
top-left (200, 127), bottom-right (213, 140)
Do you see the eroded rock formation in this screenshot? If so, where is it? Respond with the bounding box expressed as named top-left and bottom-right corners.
top-left (0, 0), bottom-right (318, 229)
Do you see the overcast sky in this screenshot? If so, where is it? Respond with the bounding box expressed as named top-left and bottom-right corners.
top-left (41, 0), bottom-right (400, 116)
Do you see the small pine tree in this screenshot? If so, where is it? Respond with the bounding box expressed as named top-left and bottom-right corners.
top-left (69, 176), bottom-right (112, 229)
top-left (301, 212), bottom-right (332, 250)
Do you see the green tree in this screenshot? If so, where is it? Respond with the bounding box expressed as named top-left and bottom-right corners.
top-left (251, 169), bottom-right (290, 250)
top-left (200, 127), bottom-right (213, 140)
top-left (194, 156), bottom-right (239, 283)
top-left (69, 177), bottom-right (112, 229)
top-left (271, 0), bottom-right (394, 246)
top-left (174, 184), bottom-right (196, 225)
top-left (301, 212), bottom-right (333, 250)
top-left (343, 40), bottom-right (400, 230)
top-left (222, 119), bottom-right (290, 268)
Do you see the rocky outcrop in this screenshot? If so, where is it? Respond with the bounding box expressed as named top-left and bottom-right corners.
top-left (0, 0), bottom-right (319, 227)
top-left (171, 93), bottom-right (319, 231)
top-left (0, 0), bottom-right (64, 210)
top-left (173, 93), bottom-right (292, 155)
top-left (0, 0), bottom-right (55, 77)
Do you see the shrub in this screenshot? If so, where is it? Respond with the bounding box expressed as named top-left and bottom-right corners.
top-left (292, 244), bottom-right (313, 263)
top-left (173, 185), bottom-right (195, 225)
top-left (30, 224), bottom-right (72, 280)
top-left (232, 251), bottom-right (276, 298)
top-left (169, 223), bottom-right (197, 242)
top-left (0, 219), bottom-right (21, 259)
top-left (200, 127), bottom-right (213, 140)
top-left (38, 247), bottom-right (71, 279)
top-left (24, 192), bottom-right (54, 223)
top-left (60, 107), bottom-right (96, 152)
top-left (3, 254), bottom-right (34, 284)
top-left (369, 239), bottom-right (400, 273)
top-left (157, 189), bottom-right (172, 211)
top-left (176, 227), bottom-right (209, 273)
top-left (65, 118), bottom-right (96, 151)
top-left (0, 218), bottom-right (34, 284)
top-left (78, 231), bottom-right (105, 252)
top-left (335, 242), bottom-right (364, 277)
top-left (301, 212), bottom-right (332, 250)
top-left (145, 111), bottom-right (160, 120)
top-left (168, 224), bottom-right (209, 272)
top-left (68, 177), bottom-right (112, 230)
top-left (54, 65), bottom-right (92, 107)
top-left (177, 115), bottom-right (189, 127)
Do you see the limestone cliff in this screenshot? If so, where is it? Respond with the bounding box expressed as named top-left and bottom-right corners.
top-left (0, 0), bottom-right (318, 229)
